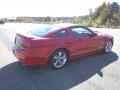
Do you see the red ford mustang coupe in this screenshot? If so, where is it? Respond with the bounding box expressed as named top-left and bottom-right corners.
top-left (12, 24), bottom-right (113, 69)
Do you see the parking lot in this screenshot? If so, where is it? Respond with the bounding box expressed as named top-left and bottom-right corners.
top-left (0, 23), bottom-right (120, 90)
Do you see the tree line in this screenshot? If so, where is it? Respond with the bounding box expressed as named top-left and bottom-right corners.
top-left (79, 2), bottom-right (120, 28)
top-left (4, 2), bottom-right (120, 28)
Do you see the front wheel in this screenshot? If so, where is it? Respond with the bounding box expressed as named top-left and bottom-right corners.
top-left (104, 40), bottom-right (113, 53)
top-left (50, 50), bottom-right (68, 69)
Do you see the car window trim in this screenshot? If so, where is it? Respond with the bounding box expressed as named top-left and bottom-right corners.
top-left (71, 26), bottom-right (94, 37)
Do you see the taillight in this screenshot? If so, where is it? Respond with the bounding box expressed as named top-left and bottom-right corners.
top-left (15, 35), bottom-right (21, 46)
top-left (15, 34), bottom-right (31, 48)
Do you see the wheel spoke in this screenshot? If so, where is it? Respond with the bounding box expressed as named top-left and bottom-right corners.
top-left (54, 60), bottom-right (59, 66)
top-left (58, 52), bottom-right (62, 56)
top-left (53, 56), bottom-right (58, 59)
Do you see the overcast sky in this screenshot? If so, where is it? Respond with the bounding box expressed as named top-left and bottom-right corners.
top-left (0, 0), bottom-right (120, 17)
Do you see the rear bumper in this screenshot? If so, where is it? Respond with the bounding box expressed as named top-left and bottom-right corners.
top-left (12, 44), bottom-right (48, 66)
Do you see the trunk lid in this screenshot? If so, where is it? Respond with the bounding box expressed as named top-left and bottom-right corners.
top-left (15, 33), bottom-right (51, 48)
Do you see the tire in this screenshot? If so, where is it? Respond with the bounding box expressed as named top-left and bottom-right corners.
top-left (104, 40), bottom-right (113, 53)
top-left (49, 49), bottom-right (68, 69)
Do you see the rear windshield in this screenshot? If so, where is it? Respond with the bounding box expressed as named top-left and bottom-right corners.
top-left (28, 25), bottom-right (61, 37)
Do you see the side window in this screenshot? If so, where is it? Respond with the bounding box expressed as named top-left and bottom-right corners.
top-left (72, 27), bottom-right (92, 37)
top-left (56, 30), bottom-right (68, 37)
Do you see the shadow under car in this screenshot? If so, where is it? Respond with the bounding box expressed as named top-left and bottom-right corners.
top-left (0, 52), bottom-right (118, 90)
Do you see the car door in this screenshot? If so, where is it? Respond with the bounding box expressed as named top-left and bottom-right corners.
top-left (70, 26), bottom-right (104, 55)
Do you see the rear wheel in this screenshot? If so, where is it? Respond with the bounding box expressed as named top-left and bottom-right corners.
top-left (50, 49), bottom-right (68, 69)
top-left (104, 40), bottom-right (113, 53)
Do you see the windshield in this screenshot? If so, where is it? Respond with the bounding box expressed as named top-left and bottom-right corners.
top-left (28, 25), bottom-right (61, 37)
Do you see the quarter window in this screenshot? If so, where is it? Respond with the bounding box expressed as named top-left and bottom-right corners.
top-left (56, 30), bottom-right (68, 37)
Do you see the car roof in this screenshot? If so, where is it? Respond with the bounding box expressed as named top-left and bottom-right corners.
top-left (53, 23), bottom-right (79, 28)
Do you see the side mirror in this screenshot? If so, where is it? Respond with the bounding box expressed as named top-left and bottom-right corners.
top-left (89, 33), bottom-right (97, 37)
top-left (93, 33), bottom-right (97, 36)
